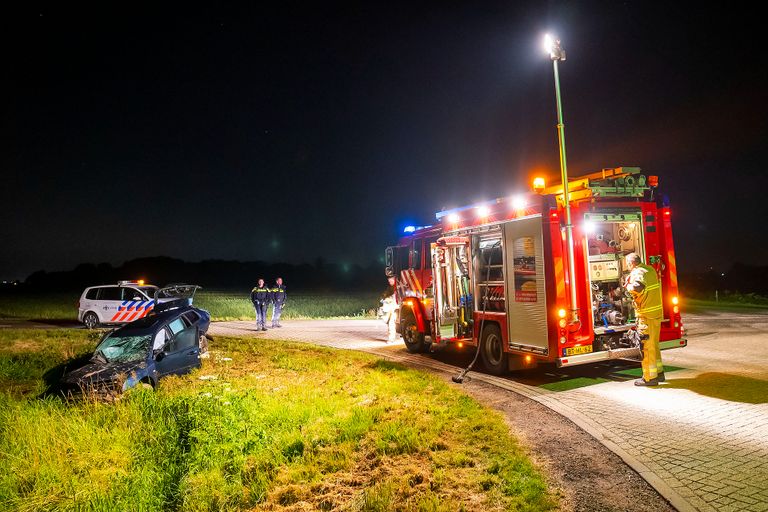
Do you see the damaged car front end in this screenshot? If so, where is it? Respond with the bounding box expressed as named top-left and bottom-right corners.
top-left (61, 331), bottom-right (156, 399)
top-left (62, 284), bottom-right (210, 398)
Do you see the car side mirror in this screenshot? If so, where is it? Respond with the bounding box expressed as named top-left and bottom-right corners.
top-left (155, 352), bottom-right (166, 362)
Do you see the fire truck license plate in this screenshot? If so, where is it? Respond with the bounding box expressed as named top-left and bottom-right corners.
top-left (565, 345), bottom-right (593, 356)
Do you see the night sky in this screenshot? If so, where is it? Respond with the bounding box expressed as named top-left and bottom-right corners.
top-left (2, 3), bottom-right (766, 280)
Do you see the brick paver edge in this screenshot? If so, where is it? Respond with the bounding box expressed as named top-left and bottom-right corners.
top-left (532, 394), bottom-right (696, 512)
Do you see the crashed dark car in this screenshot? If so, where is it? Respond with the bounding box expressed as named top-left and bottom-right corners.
top-left (62, 285), bottom-right (211, 396)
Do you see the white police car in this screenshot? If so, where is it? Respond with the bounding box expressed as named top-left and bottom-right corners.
top-left (78, 280), bottom-right (163, 329)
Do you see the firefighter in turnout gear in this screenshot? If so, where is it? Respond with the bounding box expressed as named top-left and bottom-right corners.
top-left (625, 253), bottom-right (665, 386)
top-left (270, 277), bottom-right (286, 328)
top-left (251, 278), bottom-right (271, 331)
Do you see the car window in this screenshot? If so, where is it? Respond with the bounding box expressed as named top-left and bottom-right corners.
top-left (183, 311), bottom-right (200, 324)
top-left (164, 337), bottom-right (178, 354)
top-left (139, 286), bottom-right (158, 298)
top-left (121, 287), bottom-right (144, 301)
top-left (98, 287), bottom-right (121, 301)
top-left (168, 318), bottom-right (186, 335)
top-left (153, 329), bottom-right (168, 351)
top-left (162, 325), bottom-right (197, 354)
top-left (176, 327), bottom-right (197, 351)
top-left (85, 288), bottom-right (99, 300)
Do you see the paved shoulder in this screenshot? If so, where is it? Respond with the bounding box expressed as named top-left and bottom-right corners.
top-left (209, 319), bottom-right (392, 350)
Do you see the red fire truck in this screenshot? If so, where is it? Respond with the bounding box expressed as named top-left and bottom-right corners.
top-left (385, 167), bottom-right (686, 374)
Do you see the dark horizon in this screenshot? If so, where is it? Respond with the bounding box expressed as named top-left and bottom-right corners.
top-left (3, 3), bottom-right (765, 280)
top-left (8, 254), bottom-right (767, 299)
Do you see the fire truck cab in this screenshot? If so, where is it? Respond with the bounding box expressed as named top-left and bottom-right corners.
top-left (385, 167), bottom-right (686, 374)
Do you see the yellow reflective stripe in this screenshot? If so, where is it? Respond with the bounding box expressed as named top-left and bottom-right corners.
top-left (638, 305), bottom-right (663, 314)
top-left (645, 284), bottom-right (660, 291)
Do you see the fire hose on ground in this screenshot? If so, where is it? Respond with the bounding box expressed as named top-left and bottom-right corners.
top-left (452, 241), bottom-right (499, 384)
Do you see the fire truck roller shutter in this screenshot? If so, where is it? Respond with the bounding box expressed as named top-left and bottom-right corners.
top-left (503, 215), bottom-right (549, 353)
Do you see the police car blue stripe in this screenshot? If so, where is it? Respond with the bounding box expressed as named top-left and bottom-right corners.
top-left (140, 300), bottom-right (155, 317)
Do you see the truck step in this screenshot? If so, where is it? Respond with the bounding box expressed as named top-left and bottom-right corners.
top-left (607, 347), bottom-right (641, 359)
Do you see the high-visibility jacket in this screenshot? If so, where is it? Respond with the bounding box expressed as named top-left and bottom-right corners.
top-left (627, 263), bottom-right (663, 319)
top-left (251, 285), bottom-right (271, 306)
top-left (271, 284), bottom-right (287, 306)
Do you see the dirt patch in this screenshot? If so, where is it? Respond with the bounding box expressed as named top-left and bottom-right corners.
top-left (447, 377), bottom-right (676, 512)
top-left (262, 449), bottom-right (496, 511)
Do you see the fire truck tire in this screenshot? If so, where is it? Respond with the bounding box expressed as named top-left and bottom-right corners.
top-left (83, 312), bottom-right (100, 330)
top-left (401, 311), bottom-right (428, 353)
top-left (480, 323), bottom-right (507, 375)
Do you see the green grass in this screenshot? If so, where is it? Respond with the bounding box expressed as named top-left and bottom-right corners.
top-left (683, 298), bottom-right (768, 314)
top-left (0, 329), bottom-right (101, 396)
top-left (536, 364), bottom-right (686, 392)
top-left (0, 291), bottom-right (380, 322)
top-left (194, 290), bottom-right (379, 321)
top-left (0, 329), bottom-right (556, 511)
top-left (0, 293), bottom-right (78, 321)
top-left (538, 376), bottom-right (611, 392)
top-left (662, 372), bottom-right (768, 404)
top-left (609, 365), bottom-right (685, 379)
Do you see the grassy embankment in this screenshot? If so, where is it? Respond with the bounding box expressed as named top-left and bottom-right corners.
top-left (0, 290), bottom-right (380, 322)
top-left (0, 329), bottom-right (556, 511)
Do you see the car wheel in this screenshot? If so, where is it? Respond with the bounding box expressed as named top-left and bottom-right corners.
top-left (401, 310), bottom-right (429, 353)
top-left (480, 323), bottom-right (507, 375)
top-left (83, 312), bottom-right (100, 329)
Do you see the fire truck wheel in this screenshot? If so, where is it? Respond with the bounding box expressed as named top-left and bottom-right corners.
top-left (480, 323), bottom-right (507, 375)
top-left (401, 311), bottom-right (428, 353)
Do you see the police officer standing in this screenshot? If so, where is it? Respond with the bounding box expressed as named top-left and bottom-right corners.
top-left (251, 278), bottom-right (271, 331)
top-left (270, 277), bottom-right (287, 328)
top-left (625, 253), bottom-right (665, 386)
